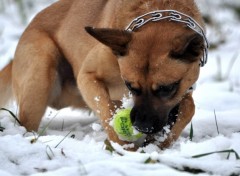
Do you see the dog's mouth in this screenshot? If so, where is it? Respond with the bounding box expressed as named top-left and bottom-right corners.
top-left (141, 104), bottom-right (180, 145)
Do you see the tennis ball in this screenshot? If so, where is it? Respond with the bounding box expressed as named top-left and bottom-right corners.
top-left (113, 109), bottom-right (143, 142)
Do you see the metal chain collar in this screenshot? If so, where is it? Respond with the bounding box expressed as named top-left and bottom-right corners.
top-left (125, 10), bottom-right (209, 67)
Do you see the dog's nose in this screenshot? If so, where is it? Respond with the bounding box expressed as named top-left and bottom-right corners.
top-left (130, 106), bottom-right (167, 134)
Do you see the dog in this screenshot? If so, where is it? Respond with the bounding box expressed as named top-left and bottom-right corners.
top-left (0, 0), bottom-right (208, 149)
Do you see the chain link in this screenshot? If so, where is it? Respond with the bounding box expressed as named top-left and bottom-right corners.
top-left (125, 10), bottom-right (209, 67)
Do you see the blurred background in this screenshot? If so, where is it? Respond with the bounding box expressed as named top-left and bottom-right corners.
top-left (0, 0), bottom-right (56, 69)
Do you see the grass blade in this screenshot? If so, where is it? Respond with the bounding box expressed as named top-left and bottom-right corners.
top-left (192, 149), bottom-right (240, 160)
top-left (55, 131), bottom-right (72, 148)
top-left (104, 139), bottom-right (117, 154)
top-left (0, 108), bottom-right (22, 125)
top-left (234, 150), bottom-right (240, 160)
top-left (189, 122), bottom-right (194, 141)
top-left (144, 157), bottom-right (157, 164)
top-left (46, 145), bottom-right (55, 160)
top-left (214, 110), bottom-right (219, 135)
top-left (61, 119), bottom-right (65, 131)
top-left (227, 151), bottom-right (231, 160)
top-left (36, 112), bottom-right (59, 141)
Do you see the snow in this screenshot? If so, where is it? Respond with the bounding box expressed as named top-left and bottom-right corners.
top-left (0, 1), bottom-right (240, 175)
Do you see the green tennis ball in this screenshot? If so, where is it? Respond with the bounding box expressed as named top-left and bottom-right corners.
top-left (113, 109), bottom-right (143, 142)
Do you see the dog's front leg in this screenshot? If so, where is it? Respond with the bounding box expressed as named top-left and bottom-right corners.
top-left (159, 93), bottom-right (195, 149)
top-left (77, 72), bottom-right (132, 147)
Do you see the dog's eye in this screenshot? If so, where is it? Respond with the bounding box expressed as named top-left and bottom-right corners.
top-left (125, 81), bottom-right (142, 96)
top-left (153, 82), bottom-right (179, 98)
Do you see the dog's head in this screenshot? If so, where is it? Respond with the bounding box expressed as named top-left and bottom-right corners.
top-left (85, 12), bottom-right (206, 134)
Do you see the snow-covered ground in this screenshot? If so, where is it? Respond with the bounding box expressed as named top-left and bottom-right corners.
top-left (0, 1), bottom-right (240, 175)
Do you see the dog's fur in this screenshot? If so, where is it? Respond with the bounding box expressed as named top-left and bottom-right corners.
top-left (0, 0), bottom-right (205, 149)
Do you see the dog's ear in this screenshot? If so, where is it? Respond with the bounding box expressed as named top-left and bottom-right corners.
top-left (85, 27), bottom-right (132, 57)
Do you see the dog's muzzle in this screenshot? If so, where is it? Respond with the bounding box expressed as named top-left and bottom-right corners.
top-left (130, 103), bottom-right (180, 134)
top-left (130, 85), bottom-right (195, 134)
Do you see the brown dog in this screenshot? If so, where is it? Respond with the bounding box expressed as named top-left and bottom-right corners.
top-left (0, 0), bottom-right (208, 149)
